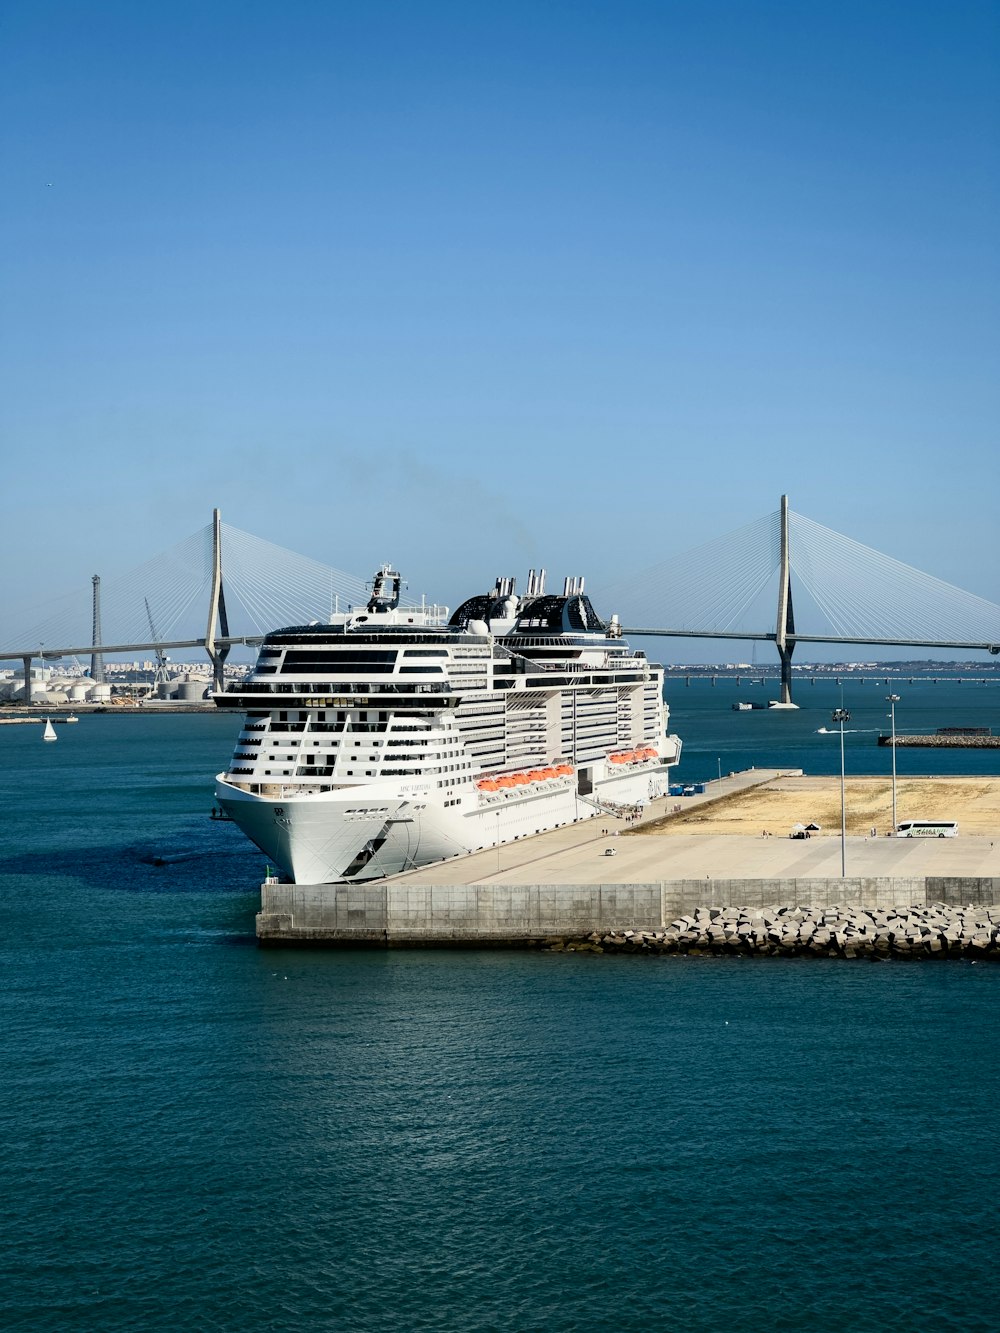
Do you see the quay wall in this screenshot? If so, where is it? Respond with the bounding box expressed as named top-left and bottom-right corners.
top-left (257, 877), bottom-right (1000, 947)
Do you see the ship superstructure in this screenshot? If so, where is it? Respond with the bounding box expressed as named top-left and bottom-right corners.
top-left (214, 565), bottom-right (682, 883)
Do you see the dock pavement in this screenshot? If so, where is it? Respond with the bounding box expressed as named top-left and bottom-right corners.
top-left (392, 768), bottom-right (1000, 886)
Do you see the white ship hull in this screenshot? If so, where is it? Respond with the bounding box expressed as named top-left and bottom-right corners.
top-left (216, 746), bottom-right (680, 884)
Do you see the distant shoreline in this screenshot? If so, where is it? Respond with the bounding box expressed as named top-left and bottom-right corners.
top-left (0, 704), bottom-right (219, 717)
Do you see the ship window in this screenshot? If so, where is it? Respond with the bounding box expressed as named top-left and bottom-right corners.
top-left (283, 650), bottom-right (397, 666)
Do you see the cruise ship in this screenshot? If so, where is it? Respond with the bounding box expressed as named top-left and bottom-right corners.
top-left (214, 566), bottom-right (682, 883)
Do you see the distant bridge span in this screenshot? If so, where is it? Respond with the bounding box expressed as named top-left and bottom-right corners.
top-left (0, 635), bottom-right (263, 664)
top-left (3, 498), bottom-right (999, 705)
top-left (624, 629), bottom-right (1000, 653)
top-left (3, 630), bottom-right (995, 666)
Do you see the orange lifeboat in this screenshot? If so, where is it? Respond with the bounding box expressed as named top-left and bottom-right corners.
top-left (527, 769), bottom-right (546, 782)
top-left (609, 753), bottom-right (627, 765)
top-left (538, 767), bottom-right (558, 780)
top-left (478, 778), bottom-right (500, 792)
top-left (497, 776), bottom-right (517, 788)
top-left (512, 772), bottom-right (531, 786)
top-left (555, 763), bottom-right (574, 776)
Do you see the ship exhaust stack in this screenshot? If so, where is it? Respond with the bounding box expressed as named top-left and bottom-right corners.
top-left (367, 565), bottom-right (402, 612)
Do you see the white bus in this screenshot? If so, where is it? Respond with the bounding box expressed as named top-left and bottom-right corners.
top-left (895, 820), bottom-right (959, 838)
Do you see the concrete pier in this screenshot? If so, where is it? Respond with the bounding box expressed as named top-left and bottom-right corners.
top-left (257, 878), bottom-right (1000, 949)
top-left (254, 767), bottom-right (1000, 949)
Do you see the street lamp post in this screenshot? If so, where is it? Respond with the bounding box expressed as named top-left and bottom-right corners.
top-left (832, 707), bottom-right (850, 877)
top-left (886, 694), bottom-right (900, 834)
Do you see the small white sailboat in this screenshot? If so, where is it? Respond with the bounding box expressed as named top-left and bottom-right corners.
top-left (42, 719), bottom-right (57, 742)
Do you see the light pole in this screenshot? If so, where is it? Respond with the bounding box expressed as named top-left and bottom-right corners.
top-left (886, 694), bottom-right (900, 834)
top-left (717, 756), bottom-right (722, 783)
top-left (832, 707), bottom-right (850, 877)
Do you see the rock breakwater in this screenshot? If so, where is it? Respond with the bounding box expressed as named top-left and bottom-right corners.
top-left (549, 903), bottom-right (1000, 959)
top-left (879, 734), bottom-right (1000, 747)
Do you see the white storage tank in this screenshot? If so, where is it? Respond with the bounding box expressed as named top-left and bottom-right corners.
top-left (175, 681), bottom-right (207, 702)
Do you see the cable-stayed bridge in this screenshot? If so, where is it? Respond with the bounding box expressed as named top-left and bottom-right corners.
top-left (2, 499), bottom-right (998, 703)
top-left (597, 495), bottom-right (1000, 702)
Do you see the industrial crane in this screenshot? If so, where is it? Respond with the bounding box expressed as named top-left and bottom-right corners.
top-left (144, 598), bottom-right (170, 687)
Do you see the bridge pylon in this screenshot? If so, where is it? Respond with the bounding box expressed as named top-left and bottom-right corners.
top-left (205, 508), bottom-right (231, 694)
top-left (775, 494), bottom-right (797, 705)
top-left (90, 575), bottom-right (105, 684)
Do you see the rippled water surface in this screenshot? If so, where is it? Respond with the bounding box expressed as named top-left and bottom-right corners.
top-left (1, 711), bottom-right (997, 1331)
top-left (669, 673), bottom-right (1000, 782)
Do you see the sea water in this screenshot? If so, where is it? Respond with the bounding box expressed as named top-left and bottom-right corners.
top-left (1, 701), bottom-right (997, 1332)
top-left (671, 672), bottom-right (1000, 783)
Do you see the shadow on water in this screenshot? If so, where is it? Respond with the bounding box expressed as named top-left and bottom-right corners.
top-left (0, 838), bottom-right (266, 895)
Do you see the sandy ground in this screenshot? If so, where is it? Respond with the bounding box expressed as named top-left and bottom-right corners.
top-left (392, 770), bottom-right (1000, 885)
top-left (640, 775), bottom-right (1000, 837)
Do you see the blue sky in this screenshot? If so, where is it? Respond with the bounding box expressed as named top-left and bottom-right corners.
top-left (1, 1), bottom-right (998, 661)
